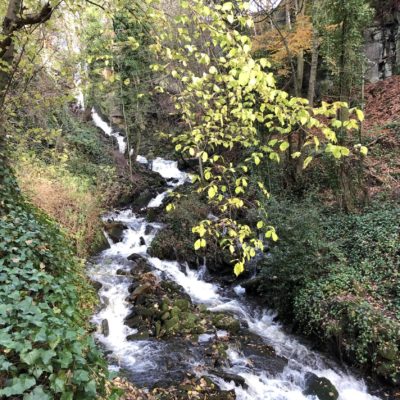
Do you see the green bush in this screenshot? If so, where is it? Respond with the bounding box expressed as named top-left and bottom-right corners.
top-left (257, 197), bottom-right (400, 383)
top-left (0, 167), bottom-right (109, 399)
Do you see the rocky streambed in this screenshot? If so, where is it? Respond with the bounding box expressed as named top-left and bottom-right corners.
top-left (88, 113), bottom-right (387, 400)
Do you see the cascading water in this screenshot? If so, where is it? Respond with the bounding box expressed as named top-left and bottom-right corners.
top-left (88, 113), bottom-right (382, 400)
top-left (91, 108), bottom-right (127, 154)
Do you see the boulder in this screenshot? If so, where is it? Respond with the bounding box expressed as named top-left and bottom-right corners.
top-left (212, 314), bottom-right (241, 334)
top-left (104, 221), bottom-right (126, 243)
top-left (101, 319), bottom-right (109, 337)
top-left (145, 225), bottom-right (155, 235)
top-left (139, 236), bottom-right (146, 246)
top-left (127, 253), bottom-right (146, 262)
top-left (132, 189), bottom-right (155, 210)
top-left (303, 372), bottom-right (339, 400)
top-left (126, 331), bottom-right (150, 341)
top-left (210, 370), bottom-right (248, 389)
top-left (92, 280), bottom-right (102, 292)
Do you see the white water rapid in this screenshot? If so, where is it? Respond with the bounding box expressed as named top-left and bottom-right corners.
top-left (88, 117), bottom-right (381, 400)
top-left (91, 108), bottom-right (127, 154)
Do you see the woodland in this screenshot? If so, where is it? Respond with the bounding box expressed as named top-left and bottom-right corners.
top-left (0, 0), bottom-right (399, 399)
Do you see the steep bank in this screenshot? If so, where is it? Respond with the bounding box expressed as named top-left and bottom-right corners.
top-left (0, 164), bottom-right (109, 398)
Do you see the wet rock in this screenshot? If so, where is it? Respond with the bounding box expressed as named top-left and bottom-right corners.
top-left (127, 331), bottom-right (150, 341)
top-left (241, 277), bottom-right (264, 296)
top-left (128, 253), bottom-right (146, 262)
top-left (210, 370), bottom-right (248, 389)
top-left (178, 157), bottom-right (199, 171)
top-left (212, 314), bottom-right (241, 334)
top-left (92, 280), bottom-right (102, 292)
top-left (140, 236), bottom-right (146, 246)
top-left (303, 372), bottom-right (339, 400)
top-left (174, 299), bottom-right (190, 311)
top-left (378, 343), bottom-right (398, 361)
top-left (164, 316), bottom-right (179, 332)
top-left (116, 268), bottom-right (129, 276)
top-left (145, 225), bottom-right (155, 235)
top-left (132, 189), bottom-right (155, 210)
top-left (125, 315), bottom-right (147, 330)
top-left (92, 231), bottom-right (110, 253)
top-left (104, 221), bottom-right (127, 243)
top-left (101, 319), bottom-right (109, 337)
top-left (128, 282), bottom-right (140, 293)
top-left (130, 283), bottom-right (153, 303)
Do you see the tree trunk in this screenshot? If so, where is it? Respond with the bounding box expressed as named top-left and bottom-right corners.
top-left (296, 0), bottom-right (306, 95)
top-left (285, 0), bottom-right (292, 30)
top-left (307, 29), bottom-right (319, 105)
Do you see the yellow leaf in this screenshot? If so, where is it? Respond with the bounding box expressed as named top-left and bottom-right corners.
top-left (234, 262), bottom-right (244, 276)
top-left (356, 109), bottom-right (365, 122)
top-left (303, 156), bottom-right (313, 169)
top-left (257, 221), bottom-right (264, 229)
top-left (208, 186), bottom-right (217, 199)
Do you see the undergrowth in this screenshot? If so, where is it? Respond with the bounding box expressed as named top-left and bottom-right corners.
top-left (0, 165), bottom-right (117, 399)
top-left (257, 198), bottom-right (400, 383)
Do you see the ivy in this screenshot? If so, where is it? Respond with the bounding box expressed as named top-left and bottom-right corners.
top-left (0, 165), bottom-right (108, 398)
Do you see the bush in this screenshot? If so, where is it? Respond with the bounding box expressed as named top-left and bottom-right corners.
top-left (256, 198), bottom-right (400, 383)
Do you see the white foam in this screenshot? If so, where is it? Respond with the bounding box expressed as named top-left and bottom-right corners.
top-left (91, 108), bottom-right (126, 154)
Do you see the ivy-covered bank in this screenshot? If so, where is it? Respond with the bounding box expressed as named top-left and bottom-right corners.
top-left (247, 198), bottom-right (400, 385)
top-left (0, 165), bottom-right (111, 399)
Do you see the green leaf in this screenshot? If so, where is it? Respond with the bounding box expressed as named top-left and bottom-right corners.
top-left (21, 349), bottom-right (41, 366)
top-left (0, 375), bottom-right (36, 396)
top-left (73, 369), bottom-right (90, 384)
top-left (23, 386), bottom-right (51, 400)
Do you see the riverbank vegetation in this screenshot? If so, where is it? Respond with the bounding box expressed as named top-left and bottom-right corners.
top-left (0, 0), bottom-right (399, 398)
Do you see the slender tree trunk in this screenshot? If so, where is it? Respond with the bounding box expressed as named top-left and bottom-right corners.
top-left (285, 0), bottom-right (292, 30)
top-left (296, 0), bottom-right (306, 95)
top-left (307, 29), bottom-right (319, 105)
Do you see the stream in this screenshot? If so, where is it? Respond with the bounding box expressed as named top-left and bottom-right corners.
top-left (89, 110), bottom-right (382, 400)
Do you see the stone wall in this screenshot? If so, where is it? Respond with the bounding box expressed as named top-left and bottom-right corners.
top-left (365, 12), bottom-right (400, 82)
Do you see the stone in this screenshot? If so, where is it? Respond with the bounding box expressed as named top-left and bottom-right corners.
top-left (164, 316), bottom-right (179, 332)
top-left (139, 236), bottom-right (146, 246)
top-left (128, 253), bottom-right (146, 262)
top-left (92, 280), bottom-right (102, 292)
top-left (132, 189), bottom-right (154, 210)
top-left (303, 372), bottom-right (339, 400)
top-left (92, 231), bottom-right (110, 253)
top-left (116, 268), bottom-right (129, 276)
top-left (212, 314), bottom-right (241, 334)
top-left (130, 283), bottom-right (153, 303)
top-left (126, 331), bottom-right (150, 341)
top-left (174, 299), bottom-right (190, 311)
top-left (155, 321), bottom-right (162, 337)
top-left (210, 370), bottom-right (248, 389)
top-left (378, 343), bottom-right (398, 361)
top-left (104, 221), bottom-right (126, 243)
top-left (161, 312), bottom-right (171, 321)
top-left (101, 319), bottom-right (109, 337)
top-left (145, 225), bottom-right (155, 235)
